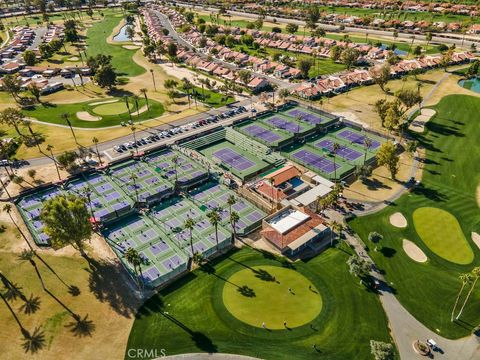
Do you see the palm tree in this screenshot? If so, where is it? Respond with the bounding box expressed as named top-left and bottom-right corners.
top-left (129, 174), bottom-right (139, 203)
top-left (25, 121), bottom-right (42, 154)
top-left (332, 142), bottom-right (341, 182)
top-left (0, 174), bottom-right (12, 200)
top-left (61, 113), bottom-right (77, 145)
top-left (363, 138), bottom-right (372, 165)
top-left (46, 145), bottom-right (61, 181)
top-left (207, 209), bottom-right (221, 251)
top-left (91, 137), bottom-right (102, 166)
top-left (184, 217), bottom-right (195, 258)
top-left (172, 155), bottom-right (179, 188)
top-left (451, 273), bottom-right (472, 322)
top-left (150, 69), bottom-right (157, 91)
top-left (139, 88), bottom-right (149, 111)
top-left (133, 95), bottom-right (141, 122)
top-left (130, 126), bottom-right (138, 155)
top-left (124, 96), bottom-right (132, 122)
top-left (329, 221), bottom-right (344, 246)
top-left (456, 267), bottom-right (480, 320)
top-left (124, 247), bottom-right (142, 290)
top-left (227, 195), bottom-right (236, 216)
top-left (19, 293), bottom-right (41, 315)
top-left (230, 211), bottom-right (240, 244)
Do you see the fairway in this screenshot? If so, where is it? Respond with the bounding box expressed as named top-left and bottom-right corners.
top-left (222, 266), bottom-right (321, 329)
top-left (349, 95), bottom-right (480, 339)
top-left (92, 101), bottom-right (129, 115)
top-left (413, 207), bottom-right (474, 265)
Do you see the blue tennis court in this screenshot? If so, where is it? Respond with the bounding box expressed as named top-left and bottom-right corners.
top-left (212, 148), bottom-right (256, 171)
top-left (337, 129), bottom-right (381, 149)
top-left (314, 139), bottom-right (362, 161)
top-left (242, 124), bottom-right (283, 142)
top-left (291, 149), bottom-right (338, 174)
top-left (264, 116), bottom-right (305, 133)
top-left (285, 108), bottom-right (325, 125)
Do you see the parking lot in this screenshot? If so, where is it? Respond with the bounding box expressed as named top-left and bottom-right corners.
top-left (104, 105), bottom-right (251, 161)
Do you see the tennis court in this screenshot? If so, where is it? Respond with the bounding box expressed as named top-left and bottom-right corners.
top-left (188, 182), bottom-right (267, 236)
top-left (332, 128), bottom-right (382, 149)
top-left (103, 214), bottom-right (189, 287)
top-left (312, 138), bottom-right (363, 162)
top-left (150, 196), bottom-right (231, 258)
top-left (237, 122), bottom-right (292, 147)
top-left (283, 106), bottom-right (338, 127)
top-left (199, 140), bottom-right (271, 181)
top-left (65, 173), bottom-right (134, 223)
top-left (260, 113), bottom-right (313, 134)
top-left (286, 146), bottom-right (355, 179)
top-left (16, 187), bottom-right (64, 246)
top-left (109, 160), bottom-right (174, 204)
top-left (143, 148), bottom-right (209, 188)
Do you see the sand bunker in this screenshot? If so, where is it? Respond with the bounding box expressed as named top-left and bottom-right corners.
top-left (390, 212), bottom-right (408, 228)
top-left (477, 184), bottom-right (480, 207)
top-left (68, 56), bottom-right (79, 61)
top-left (472, 232), bottom-right (480, 250)
top-left (123, 45), bottom-right (141, 50)
top-left (90, 99), bottom-right (119, 106)
top-left (403, 239), bottom-right (428, 263)
top-left (77, 111), bottom-right (101, 121)
top-left (409, 108), bottom-right (436, 133)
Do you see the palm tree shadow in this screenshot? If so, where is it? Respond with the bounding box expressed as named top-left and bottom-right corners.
top-left (22, 327), bottom-right (46, 354)
top-left (237, 285), bottom-right (256, 297)
top-left (66, 314), bottom-right (96, 337)
top-left (86, 258), bottom-right (139, 318)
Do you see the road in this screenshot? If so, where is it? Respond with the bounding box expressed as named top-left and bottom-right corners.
top-left (21, 97), bottom-right (259, 168)
top-left (152, 9), bottom-right (293, 89)
top-left (177, 3), bottom-right (480, 49)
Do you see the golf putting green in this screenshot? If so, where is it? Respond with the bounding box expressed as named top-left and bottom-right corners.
top-left (222, 265), bottom-right (322, 329)
top-left (92, 101), bottom-right (130, 115)
top-left (413, 207), bottom-right (474, 265)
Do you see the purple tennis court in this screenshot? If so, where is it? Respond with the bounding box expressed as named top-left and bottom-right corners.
top-left (242, 124), bottom-right (283, 143)
top-left (212, 148), bottom-right (256, 171)
top-left (337, 129), bottom-right (381, 149)
top-left (285, 108), bottom-right (324, 125)
top-left (314, 139), bottom-right (362, 161)
top-left (292, 149), bottom-right (339, 174)
top-left (264, 116), bottom-right (304, 133)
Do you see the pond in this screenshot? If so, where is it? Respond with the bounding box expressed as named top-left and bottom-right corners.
top-left (458, 77), bottom-right (480, 93)
top-left (113, 24), bottom-right (132, 42)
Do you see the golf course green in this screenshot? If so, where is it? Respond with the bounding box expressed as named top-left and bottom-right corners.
top-left (92, 101), bottom-right (130, 115)
top-left (126, 247), bottom-right (395, 359)
top-left (222, 266), bottom-right (322, 329)
top-left (413, 207), bottom-right (474, 265)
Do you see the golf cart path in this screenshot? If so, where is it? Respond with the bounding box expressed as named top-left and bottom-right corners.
top-left (345, 233), bottom-right (480, 360)
top-left (162, 354), bottom-right (259, 360)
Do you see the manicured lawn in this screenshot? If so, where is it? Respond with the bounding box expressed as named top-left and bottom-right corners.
top-left (92, 101), bottom-right (132, 115)
top-left (86, 14), bottom-right (145, 77)
top-left (126, 246), bottom-right (396, 360)
top-left (189, 86), bottom-right (235, 108)
top-left (349, 94), bottom-right (480, 339)
top-left (23, 97), bottom-right (164, 128)
top-left (223, 265), bottom-right (322, 329)
top-left (413, 207), bottom-right (474, 265)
